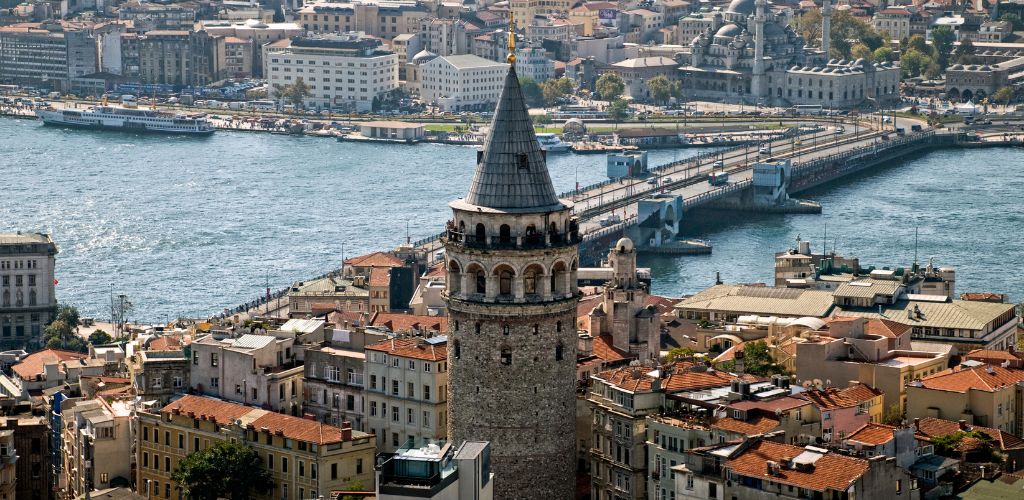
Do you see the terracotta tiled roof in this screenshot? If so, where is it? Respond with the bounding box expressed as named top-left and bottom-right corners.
top-left (424, 262), bottom-right (445, 278)
top-left (147, 335), bottom-right (183, 351)
top-left (365, 337), bottom-right (447, 361)
top-left (594, 365), bottom-right (655, 392)
top-left (591, 334), bottom-right (629, 362)
top-left (960, 292), bottom-right (1004, 302)
top-left (729, 396), bottom-right (810, 413)
top-left (644, 295), bottom-right (677, 314)
top-left (369, 312), bottom-right (447, 333)
top-left (837, 383), bottom-right (883, 403)
top-left (963, 349), bottom-right (1024, 367)
top-left (863, 318), bottom-right (912, 338)
top-left (798, 388), bottom-right (860, 410)
top-left (344, 251), bottom-right (403, 268)
top-left (596, 362), bottom-right (749, 393)
top-left (712, 342), bottom-right (745, 363)
top-left (915, 417), bottom-right (1024, 451)
top-left (12, 349), bottom-right (88, 379)
top-left (712, 415), bottom-right (780, 436)
top-left (918, 364), bottom-right (1024, 393)
top-left (163, 395), bottom-right (362, 445)
top-left (726, 440), bottom-right (871, 492)
top-left (368, 267), bottom-right (391, 287)
top-left (845, 423), bottom-right (898, 446)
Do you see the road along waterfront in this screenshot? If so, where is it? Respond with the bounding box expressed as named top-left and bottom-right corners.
top-left (2, 118), bottom-right (1021, 320)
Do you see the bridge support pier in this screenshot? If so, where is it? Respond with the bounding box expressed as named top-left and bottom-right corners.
top-left (707, 158), bottom-right (822, 214)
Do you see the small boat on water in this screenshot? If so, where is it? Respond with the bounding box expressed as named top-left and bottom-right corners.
top-left (536, 133), bottom-right (571, 152)
top-left (35, 104), bottom-right (215, 135)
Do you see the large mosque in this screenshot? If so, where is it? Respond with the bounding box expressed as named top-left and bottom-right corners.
top-left (678, 0), bottom-right (900, 107)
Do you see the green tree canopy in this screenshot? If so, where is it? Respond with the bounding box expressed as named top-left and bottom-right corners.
top-left (171, 441), bottom-right (274, 500)
top-left (954, 39), bottom-right (976, 63)
top-left (738, 341), bottom-right (783, 376)
top-left (519, 77), bottom-right (544, 107)
top-left (993, 86), bottom-right (1014, 106)
top-left (872, 46), bottom-right (893, 63)
top-left (900, 48), bottom-right (932, 78)
top-left (930, 26), bottom-right (957, 68)
top-left (906, 35), bottom-right (931, 56)
top-left (851, 43), bottom-right (873, 60)
top-left (540, 77), bottom-right (575, 106)
top-left (793, 9), bottom-right (822, 47)
top-left (607, 98), bottom-right (631, 121)
top-left (56, 304), bottom-right (80, 330)
top-left (882, 403), bottom-right (904, 426)
top-left (829, 11), bottom-right (884, 58)
top-left (595, 74), bottom-right (625, 101)
top-left (88, 329), bottom-right (113, 345)
top-left (646, 75), bottom-right (673, 105)
top-left (283, 77), bottom-right (312, 108)
top-left (666, 347), bottom-right (695, 362)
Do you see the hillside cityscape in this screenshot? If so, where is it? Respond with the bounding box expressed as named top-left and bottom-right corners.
top-left (1, 0), bottom-right (1024, 498)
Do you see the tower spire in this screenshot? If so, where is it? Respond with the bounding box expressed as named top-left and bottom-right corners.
top-left (507, 12), bottom-right (517, 64)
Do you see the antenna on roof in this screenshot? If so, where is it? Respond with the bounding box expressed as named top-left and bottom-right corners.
top-left (406, 221), bottom-right (411, 245)
top-left (913, 227), bottom-right (919, 267)
top-left (822, 223), bottom-right (827, 256)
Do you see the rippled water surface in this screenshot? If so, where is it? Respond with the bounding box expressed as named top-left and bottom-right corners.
top-left (2, 118), bottom-right (1021, 320)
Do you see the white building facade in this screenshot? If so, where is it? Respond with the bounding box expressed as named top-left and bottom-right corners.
top-left (419, 54), bottom-right (508, 111)
top-left (265, 33), bottom-right (399, 112)
top-left (0, 233), bottom-right (57, 349)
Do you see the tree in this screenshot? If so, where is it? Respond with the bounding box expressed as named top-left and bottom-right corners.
top-left (993, 86), bottom-right (1014, 107)
top-left (930, 26), bottom-right (957, 69)
top-left (607, 98), bottom-right (631, 122)
top-left (872, 46), bottom-right (893, 63)
top-left (283, 77), bottom-right (311, 108)
top-left (540, 78), bottom-right (573, 106)
top-left (519, 77), bottom-right (544, 107)
top-left (900, 49), bottom-right (932, 78)
top-left (793, 9), bottom-right (822, 47)
top-left (906, 35), bottom-right (931, 57)
top-left (954, 39), bottom-right (976, 64)
top-left (595, 74), bottom-right (625, 101)
top-left (340, 480), bottom-right (368, 500)
top-left (739, 341), bottom-right (783, 376)
top-left (171, 441), bottom-right (274, 500)
top-left (532, 114), bottom-right (553, 125)
top-left (923, 62), bottom-right (942, 80)
top-left (669, 80), bottom-right (683, 101)
top-left (88, 329), bottom-right (113, 345)
top-left (828, 11), bottom-right (884, 58)
top-left (666, 347), bottom-right (694, 362)
top-left (646, 75), bottom-right (673, 105)
top-left (270, 84), bottom-right (287, 109)
top-left (851, 43), bottom-right (873, 60)
top-left (56, 304), bottom-right (80, 330)
top-left (1000, 13), bottom-right (1023, 31)
top-left (882, 403), bottom-right (903, 426)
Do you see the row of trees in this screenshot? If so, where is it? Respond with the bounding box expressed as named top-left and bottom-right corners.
top-left (520, 76), bottom-right (576, 107)
top-left (42, 304), bottom-right (111, 352)
top-left (271, 78), bottom-right (313, 108)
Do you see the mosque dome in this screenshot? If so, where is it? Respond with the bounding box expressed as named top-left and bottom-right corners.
top-left (715, 23), bottom-right (743, 39)
top-left (727, 0), bottom-right (755, 16)
top-left (763, 22), bottom-right (785, 38)
top-left (412, 50), bottom-right (438, 64)
top-left (615, 237), bottom-right (635, 253)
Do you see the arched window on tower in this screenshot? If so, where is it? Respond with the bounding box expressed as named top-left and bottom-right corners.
top-left (499, 224), bottom-right (511, 245)
top-left (475, 268), bottom-right (486, 294)
top-left (475, 223), bottom-right (486, 244)
top-left (556, 320), bottom-right (563, 333)
top-left (502, 324), bottom-right (510, 335)
top-left (497, 267), bottom-right (513, 297)
top-left (501, 346), bottom-right (512, 365)
top-left (454, 340), bottom-right (461, 359)
top-left (523, 264), bottom-right (543, 296)
top-left (555, 342), bottom-right (564, 361)
top-left (448, 260), bottom-right (461, 295)
top-left (475, 322), bottom-right (481, 334)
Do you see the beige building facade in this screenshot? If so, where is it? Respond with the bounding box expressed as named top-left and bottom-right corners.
top-left (364, 338), bottom-right (448, 452)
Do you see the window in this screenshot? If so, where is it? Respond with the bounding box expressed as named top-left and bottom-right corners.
top-left (331, 463), bottom-right (338, 480)
top-left (408, 360), bottom-right (416, 370)
top-left (408, 408), bottom-right (415, 424)
top-left (501, 347), bottom-right (512, 365)
top-left (392, 357), bottom-right (400, 367)
top-left (299, 461), bottom-right (305, 477)
top-left (193, 352), bottom-right (199, 365)
top-left (392, 380), bottom-right (399, 396)
top-left (408, 382), bottom-right (415, 398)
top-left (282, 457), bottom-right (289, 473)
top-left (178, 433), bottom-right (184, 449)
top-left (211, 377), bottom-right (219, 388)
top-left (370, 374), bottom-right (377, 389)
top-left (424, 363), bottom-right (432, 373)
top-left (686, 474), bottom-right (694, 489)
top-left (423, 385), bottom-right (431, 401)
top-left (423, 410), bottom-right (431, 428)
top-left (311, 463), bottom-right (318, 479)
top-left (392, 406), bottom-right (400, 422)
top-left (370, 401), bottom-right (378, 417)
top-left (211, 352), bottom-right (218, 367)
top-left (357, 458), bottom-right (364, 474)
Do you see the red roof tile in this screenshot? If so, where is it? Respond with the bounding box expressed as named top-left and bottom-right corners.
top-left (836, 383), bottom-right (883, 404)
top-left (915, 417), bottom-right (1024, 451)
top-left (729, 396), bottom-right (810, 413)
top-left (344, 251), bottom-right (403, 268)
top-left (845, 423), bottom-right (897, 446)
top-left (369, 312), bottom-right (447, 333)
top-left (12, 349), bottom-right (88, 379)
top-left (365, 337), bottom-right (447, 361)
top-left (591, 334), bottom-right (630, 363)
top-left (712, 415), bottom-right (780, 436)
top-left (726, 440), bottom-right (871, 492)
top-left (798, 388), bottom-right (860, 410)
top-left (368, 267), bottom-right (391, 287)
top-left (918, 364), bottom-right (1024, 393)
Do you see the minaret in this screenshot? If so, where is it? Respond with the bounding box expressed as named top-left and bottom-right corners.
top-left (751, 0), bottom-right (767, 98)
top-left (822, 0), bottom-right (832, 58)
top-left (443, 13), bottom-right (580, 500)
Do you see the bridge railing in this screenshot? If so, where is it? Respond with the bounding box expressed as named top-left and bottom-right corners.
top-left (582, 215), bottom-right (639, 242)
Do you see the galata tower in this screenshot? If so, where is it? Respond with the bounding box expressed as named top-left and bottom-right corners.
top-left (443, 24), bottom-right (580, 500)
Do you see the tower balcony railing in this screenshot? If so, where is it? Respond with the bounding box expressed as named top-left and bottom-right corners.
top-left (443, 222), bottom-right (581, 251)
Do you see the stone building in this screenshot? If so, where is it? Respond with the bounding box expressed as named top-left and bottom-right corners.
top-left (137, 30), bottom-right (221, 86)
top-left (0, 233), bottom-right (58, 350)
top-left (0, 428), bottom-right (13, 500)
top-left (126, 347), bottom-right (190, 406)
top-left (0, 411), bottom-right (50, 500)
top-left (303, 343), bottom-right (368, 429)
top-left (442, 46), bottom-right (581, 498)
top-left (584, 238), bottom-right (661, 362)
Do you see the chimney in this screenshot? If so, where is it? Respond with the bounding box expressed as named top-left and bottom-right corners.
top-left (578, 334), bottom-right (594, 356)
top-left (958, 419), bottom-right (968, 431)
top-left (715, 271), bottom-right (722, 285)
top-left (341, 420), bottom-right (353, 441)
top-left (734, 349), bottom-right (745, 375)
top-left (913, 418), bottom-right (920, 430)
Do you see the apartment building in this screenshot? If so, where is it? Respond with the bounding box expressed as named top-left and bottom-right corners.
top-left (127, 346), bottom-right (190, 406)
top-left (136, 395), bottom-right (376, 500)
top-left (419, 54), bottom-right (508, 112)
top-left (190, 333), bottom-right (303, 414)
top-left (0, 233), bottom-right (58, 349)
top-left (0, 428), bottom-right (13, 500)
top-left (137, 30), bottom-right (221, 86)
top-left (264, 34), bottom-right (399, 112)
top-left (0, 412), bottom-right (50, 500)
top-left (872, 8), bottom-right (912, 40)
top-left (3, 349), bottom-right (104, 400)
top-left (297, 0), bottom-right (432, 40)
top-left (59, 398), bottom-right (133, 498)
top-left (286, 275), bottom-right (370, 319)
top-left (303, 343), bottom-right (367, 429)
top-left (198, 20), bottom-right (304, 77)
top-left (906, 362), bottom-right (1024, 435)
top-left (0, 25), bottom-right (70, 90)
top-left (364, 337), bottom-right (448, 452)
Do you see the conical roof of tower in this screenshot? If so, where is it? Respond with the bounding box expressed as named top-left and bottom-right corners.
top-left (463, 65), bottom-right (562, 211)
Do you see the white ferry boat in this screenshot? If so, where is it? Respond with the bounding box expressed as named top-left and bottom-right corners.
top-left (536, 133), bottom-right (571, 153)
top-left (35, 105), bottom-right (215, 135)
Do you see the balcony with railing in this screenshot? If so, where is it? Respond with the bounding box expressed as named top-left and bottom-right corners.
top-left (443, 219), bottom-right (580, 251)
